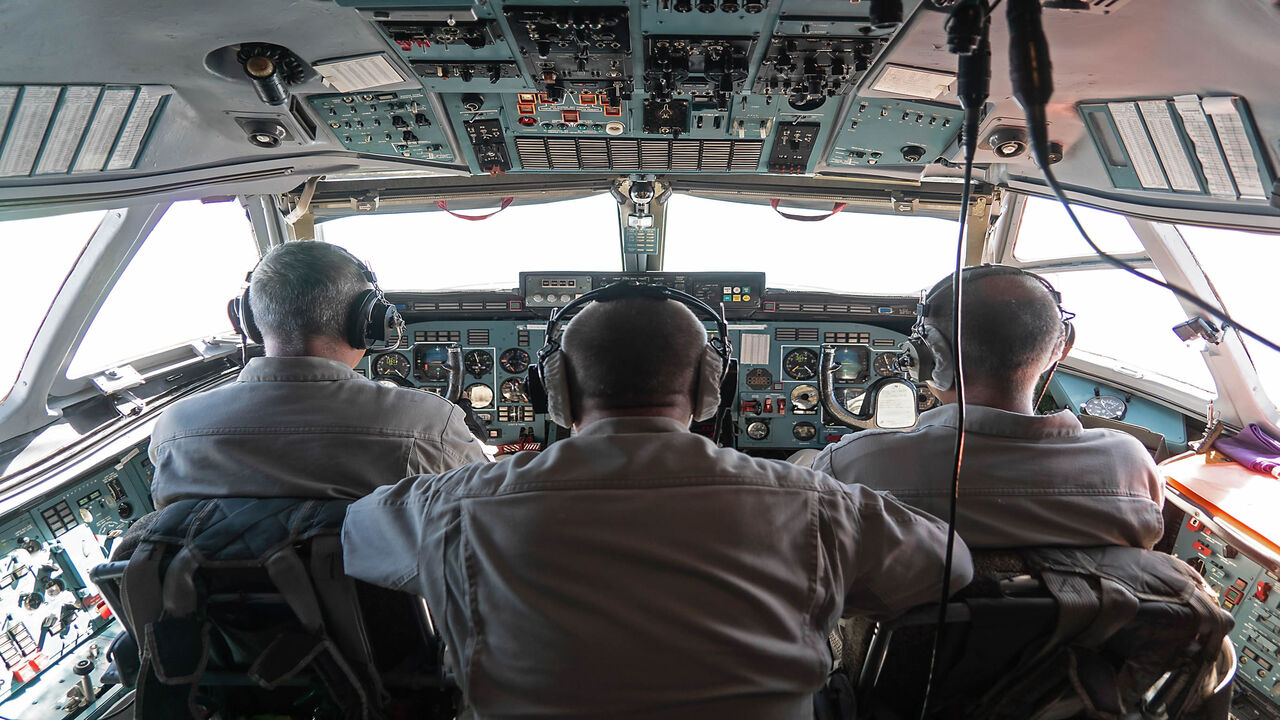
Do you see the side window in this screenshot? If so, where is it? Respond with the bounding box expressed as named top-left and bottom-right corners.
top-left (68, 200), bottom-right (259, 377)
top-left (1, 211), bottom-right (107, 397)
top-left (1013, 196), bottom-right (1143, 261)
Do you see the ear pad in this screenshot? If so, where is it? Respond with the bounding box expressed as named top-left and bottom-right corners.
top-left (537, 349), bottom-right (574, 428)
top-left (692, 343), bottom-right (728, 422)
top-left (347, 289), bottom-right (379, 350)
top-left (229, 287), bottom-right (263, 344)
top-left (919, 324), bottom-right (955, 391)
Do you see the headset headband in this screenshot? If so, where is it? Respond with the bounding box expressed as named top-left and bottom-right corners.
top-left (918, 264), bottom-right (1075, 328)
top-left (540, 282), bottom-right (733, 363)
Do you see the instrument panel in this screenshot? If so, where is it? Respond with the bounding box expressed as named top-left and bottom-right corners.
top-left (1172, 516), bottom-right (1280, 711)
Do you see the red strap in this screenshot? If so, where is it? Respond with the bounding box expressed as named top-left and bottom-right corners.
top-left (435, 196), bottom-right (515, 221)
top-left (769, 198), bottom-right (847, 222)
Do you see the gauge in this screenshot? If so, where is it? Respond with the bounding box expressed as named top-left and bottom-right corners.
top-left (465, 383), bottom-right (494, 409)
top-left (464, 350), bottom-right (493, 378)
top-left (745, 367), bottom-right (774, 390)
top-left (874, 352), bottom-right (903, 377)
top-left (746, 420), bottom-right (770, 440)
top-left (373, 351), bottom-right (412, 379)
top-left (374, 377), bottom-right (407, 389)
top-left (837, 388), bottom-right (864, 414)
top-left (790, 384), bottom-right (819, 411)
top-left (792, 422), bottom-right (817, 441)
top-left (500, 378), bottom-right (529, 403)
top-left (831, 347), bottom-right (869, 383)
top-left (417, 345), bottom-right (450, 382)
top-left (1081, 394), bottom-right (1127, 421)
top-left (499, 348), bottom-right (531, 374)
top-left (917, 387), bottom-right (940, 412)
top-left (782, 348), bottom-right (819, 380)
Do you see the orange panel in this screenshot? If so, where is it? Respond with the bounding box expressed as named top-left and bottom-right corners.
top-left (1162, 452), bottom-right (1280, 558)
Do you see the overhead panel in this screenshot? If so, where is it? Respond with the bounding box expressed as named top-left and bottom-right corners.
top-left (0, 84), bottom-right (170, 178)
top-left (333, 0), bottom-right (904, 176)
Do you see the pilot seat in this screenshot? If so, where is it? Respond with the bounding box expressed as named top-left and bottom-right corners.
top-left (91, 497), bottom-right (457, 720)
top-left (824, 546), bottom-right (1236, 720)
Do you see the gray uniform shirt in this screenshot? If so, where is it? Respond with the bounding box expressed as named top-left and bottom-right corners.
top-left (149, 356), bottom-right (488, 508)
top-left (812, 404), bottom-right (1165, 549)
top-left (343, 416), bottom-right (973, 720)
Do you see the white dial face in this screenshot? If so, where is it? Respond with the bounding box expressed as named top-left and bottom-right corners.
top-left (1082, 394), bottom-right (1127, 420)
top-left (465, 383), bottom-right (494, 409)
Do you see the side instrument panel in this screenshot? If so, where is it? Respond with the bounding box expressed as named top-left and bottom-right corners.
top-left (0, 442), bottom-right (154, 716)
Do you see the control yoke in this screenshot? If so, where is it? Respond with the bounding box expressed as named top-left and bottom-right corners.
top-left (819, 347), bottom-right (920, 431)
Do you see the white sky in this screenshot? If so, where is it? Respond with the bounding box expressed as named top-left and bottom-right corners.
top-left (3, 194), bottom-right (1278, 412)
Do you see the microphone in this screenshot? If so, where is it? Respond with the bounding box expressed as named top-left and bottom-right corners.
top-left (1006, 0), bottom-right (1055, 167)
top-left (947, 0), bottom-right (991, 164)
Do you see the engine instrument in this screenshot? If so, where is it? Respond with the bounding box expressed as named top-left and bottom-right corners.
top-left (464, 350), bottom-right (494, 378)
top-left (465, 383), bottom-right (494, 409)
top-left (500, 378), bottom-right (529, 403)
top-left (790, 384), bottom-right (819, 411)
top-left (373, 351), bottom-right (412, 379)
top-left (746, 421), bottom-right (770, 440)
top-left (782, 348), bottom-right (818, 380)
top-left (499, 348), bottom-right (531, 374)
top-left (792, 422), bottom-right (817, 441)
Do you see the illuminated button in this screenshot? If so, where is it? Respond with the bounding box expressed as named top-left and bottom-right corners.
top-left (723, 295), bottom-right (731, 302)
top-left (733, 295), bottom-right (741, 302)
top-left (723, 286), bottom-right (731, 293)
top-left (733, 286), bottom-right (741, 293)
top-left (742, 294), bottom-right (751, 302)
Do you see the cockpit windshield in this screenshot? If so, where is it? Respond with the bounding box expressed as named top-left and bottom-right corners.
top-left (318, 193), bottom-right (623, 291)
top-left (1, 210), bottom-right (105, 398)
top-left (663, 196), bottom-right (960, 294)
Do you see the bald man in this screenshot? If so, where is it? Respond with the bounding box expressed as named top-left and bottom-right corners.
top-left (813, 266), bottom-right (1164, 549)
top-left (342, 290), bottom-right (972, 719)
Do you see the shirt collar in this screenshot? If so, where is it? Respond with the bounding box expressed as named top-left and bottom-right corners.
top-left (916, 403), bottom-right (1083, 440)
top-left (237, 356), bottom-right (364, 383)
top-left (575, 416), bottom-right (692, 438)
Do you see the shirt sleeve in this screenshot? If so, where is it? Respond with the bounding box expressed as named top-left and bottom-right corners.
top-left (821, 482), bottom-right (974, 620)
top-left (341, 472), bottom-right (457, 596)
top-left (408, 404), bottom-right (492, 476)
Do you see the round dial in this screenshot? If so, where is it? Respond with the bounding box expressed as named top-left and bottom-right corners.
top-left (375, 378), bottom-right (406, 389)
top-left (790, 384), bottom-right (819, 411)
top-left (373, 351), bottom-right (412, 379)
top-left (464, 350), bottom-right (493, 378)
top-left (499, 348), bottom-right (531, 374)
top-left (832, 347), bottom-right (869, 383)
top-left (746, 420), bottom-right (770, 440)
top-left (874, 352), bottom-right (903, 377)
top-left (500, 378), bottom-right (529, 403)
top-left (1081, 394), bottom-right (1127, 421)
top-left (465, 383), bottom-right (494, 409)
top-left (782, 348), bottom-right (819, 380)
top-left (792, 422), bottom-right (817, 441)
top-left (745, 367), bottom-right (774, 390)
top-left (917, 387), bottom-right (940, 412)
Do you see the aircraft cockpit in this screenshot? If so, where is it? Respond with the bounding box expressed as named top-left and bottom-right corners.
top-left (1, 0), bottom-right (1279, 717)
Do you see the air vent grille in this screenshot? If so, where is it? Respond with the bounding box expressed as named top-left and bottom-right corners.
top-left (775, 328), bottom-right (819, 342)
top-left (467, 329), bottom-right (490, 345)
top-left (514, 137), bottom-right (763, 172)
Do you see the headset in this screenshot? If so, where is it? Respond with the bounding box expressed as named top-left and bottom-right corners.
top-left (527, 281), bottom-right (735, 429)
top-left (226, 244), bottom-right (404, 353)
top-left (897, 264), bottom-right (1075, 392)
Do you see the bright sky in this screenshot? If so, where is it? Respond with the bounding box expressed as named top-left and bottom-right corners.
top-left (3, 194), bottom-right (1279, 412)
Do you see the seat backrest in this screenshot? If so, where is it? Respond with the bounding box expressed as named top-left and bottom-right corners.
top-left (92, 498), bottom-right (455, 720)
top-left (856, 546), bottom-right (1235, 720)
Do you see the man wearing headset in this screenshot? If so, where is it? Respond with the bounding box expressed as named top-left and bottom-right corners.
top-left (342, 285), bottom-right (972, 718)
top-left (147, 241), bottom-right (488, 509)
top-left (813, 265), bottom-right (1164, 549)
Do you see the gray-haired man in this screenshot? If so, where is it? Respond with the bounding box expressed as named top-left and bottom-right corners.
top-left (148, 241), bottom-right (487, 508)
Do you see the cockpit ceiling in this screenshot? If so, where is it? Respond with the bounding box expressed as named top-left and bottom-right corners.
top-left (0, 0), bottom-right (1277, 224)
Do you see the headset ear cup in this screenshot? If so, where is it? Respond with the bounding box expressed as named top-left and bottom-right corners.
top-left (347, 290), bottom-right (379, 349)
top-left (238, 287), bottom-right (263, 345)
top-left (692, 344), bottom-right (726, 422)
top-left (538, 350), bottom-right (574, 428)
top-left (921, 325), bottom-right (955, 391)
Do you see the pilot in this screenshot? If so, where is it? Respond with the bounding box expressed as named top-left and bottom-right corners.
top-left (813, 265), bottom-right (1165, 549)
top-left (341, 289), bottom-right (973, 718)
top-left (147, 241), bottom-right (488, 508)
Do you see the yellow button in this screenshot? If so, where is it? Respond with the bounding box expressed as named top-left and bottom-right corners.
top-left (733, 295), bottom-right (742, 302)
top-left (742, 294), bottom-right (751, 302)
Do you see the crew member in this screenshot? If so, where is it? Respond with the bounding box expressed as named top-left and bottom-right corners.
top-left (342, 288), bottom-right (972, 718)
top-left (814, 265), bottom-right (1164, 549)
top-left (148, 241), bottom-right (487, 508)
